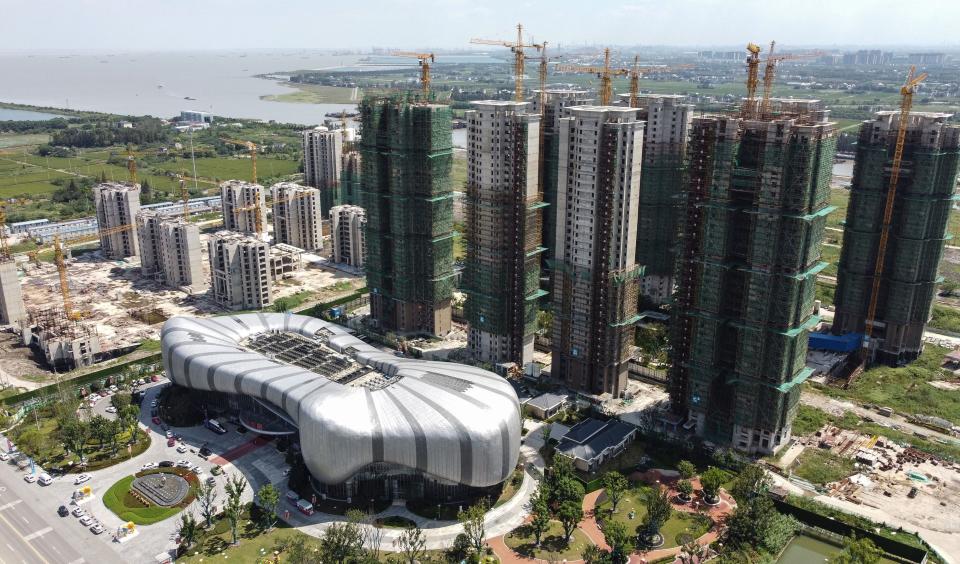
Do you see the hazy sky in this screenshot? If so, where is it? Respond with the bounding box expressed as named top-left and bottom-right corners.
top-left (4, 0), bottom-right (958, 51)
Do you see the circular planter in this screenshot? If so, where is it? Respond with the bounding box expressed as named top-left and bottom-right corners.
top-left (643, 532), bottom-right (665, 548)
top-left (676, 493), bottom-right (692, 504)
top-left (703, 494), bottom-right (721, 506)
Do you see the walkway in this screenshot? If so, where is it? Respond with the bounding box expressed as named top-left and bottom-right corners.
top-left (208, 434), bottom-right (272, 465)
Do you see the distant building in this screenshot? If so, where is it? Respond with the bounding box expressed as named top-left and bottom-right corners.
top-left (180, 110), bottom-right (213, 124)
top-left (302, 128), bottom-right (343, 214)
top-left (94, 182), bottom-right (141, 259)
top-left (220, 180), bottom-right (267, 235)
top-left (330, 205), bottom-right (365, 267)
top-left (271, 182), bottom-right (322, 252)
top-left (26, 218), bottom-right (98, 244)
top-left (208, 231), bottom-right (272, 310)
top-left (908, 53), bottom-right (946, 65)
top-left (7, 219), bottom-right (49, 235)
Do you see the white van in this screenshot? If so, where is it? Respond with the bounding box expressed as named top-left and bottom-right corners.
top-left (38, 473), bottom-right (53, 486)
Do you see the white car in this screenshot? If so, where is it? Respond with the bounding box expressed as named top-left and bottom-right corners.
top-left (105, 406), bottom-right (117, 414)
top-left (74, 473), bottom-right (91, 485)
top-left (23, 474), bottom-right (37, 483)
top-left (151, 399), bottom-right (158, 407)
top-left (190, 464), bottom-right (202, 474)
top-left (165, 430), bottom-right (173, 438)
top-left (140, 462), bottom-right (158, 471)
top-left (90, 523), bottom-right (105, 535)
top-left (175, 459), bottom-right (191, 468)
top-left (0, 452), bottom-right (9, 461)
top-left (176, 445), bottom-right (188, 454)
top-left (109, 385), bottom-right (118, 393)
top-left (38, 473), bottom-right (53, 486)
top-left (71, 507), bottom-right (86, 518)
top-left (79, 515), bottom-right (95, 526)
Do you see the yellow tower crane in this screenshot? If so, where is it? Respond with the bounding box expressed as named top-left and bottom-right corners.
top-left (390, 51), bottom-right (436, 97)
top-left (126, 147), bottom-right (138, 184)
top-left (221, 138), bottom-right (258, 184)
top-left (863, 66), bottom-right (927, 358)
top-left (470, 24), bottom-right (543, 102)
top-left (555, 48), bottom-right (626, 106)
top-left (52, 223), bottom-right (134, 320)
top-left (758, 42), bottom-right (823, 119)
top-left (743, 43), bottom-right (763, 118)
top-left (231, 188), bottom-right (319, 236)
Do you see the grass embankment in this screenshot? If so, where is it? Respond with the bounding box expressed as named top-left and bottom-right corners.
top-left (260, 83), bottom-right (358, 104)
top-left (595, 486), bottom-right (713, 550)
top-left (103, 467), bottom-right (197, 525)
top-left (811, 345), bottom-right (960, 427)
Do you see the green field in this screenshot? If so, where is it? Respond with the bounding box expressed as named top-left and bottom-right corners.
top-left (260, 83), bottom-right (358, 104)
top-left (791, 449), bottom-right (856, 485)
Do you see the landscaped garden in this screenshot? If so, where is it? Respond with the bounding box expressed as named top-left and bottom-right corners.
top-left (504, 520), bottom-right (592, 561)
top-left (103, 467), bottom-right (198, 525)
top-left (595, 485), bottom-right (713, 550)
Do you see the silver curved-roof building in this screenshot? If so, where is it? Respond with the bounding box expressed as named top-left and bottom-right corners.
top-left (160, 313), bottom-right (521, 488)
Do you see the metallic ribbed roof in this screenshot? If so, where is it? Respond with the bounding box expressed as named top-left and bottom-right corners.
top-left (161, 313), bottom-right (521, 487)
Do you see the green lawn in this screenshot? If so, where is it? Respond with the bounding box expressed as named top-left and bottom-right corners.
top-left (815, 281), bottom-right (836, 307)
top-left (820, 244), bottom-right (840, 278)
top-left (827, 188), bottom-right (850, 230)
top-left (261, 83), bottom-right (358, 104)
top-left (790, 448), bottom-right (856, 485)
top-left (103, 468), bottom-right (197, 525)
top-left (452, 152), bottom-right (466, 190)
top-left (150, 156), bottom-right (299, 183)
top-left (930, 304), bottom-right (960, 334)
top-left (504, 520), bottom-right (592, 561)
top-left (595, 486), bottom-right (713, 550)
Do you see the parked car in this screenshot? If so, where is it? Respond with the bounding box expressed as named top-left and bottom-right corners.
top-left (206, 476), bottom-right (216, 487)
top-left (71, 507), bottom-right (86, 518)
top-left (190, 464), bottom-right (202, 474)
top-left (285, 490), bottom-right (299, 504)
top-left (152, 417), bottom-right (162, 425)
top-left (38, 473), bottom-right (53, 486)
top-left (105, 406), bottom-right (117, 414)
top-left (210, 466), bottom-right (223, 476)
top-left (176, 459), bottom-right (191, 468)
top-left (90, 523), bottom-right (105, 535)
top-left (79, 515), bottom-right (95, 526)
top-left (167, 438), bottom-right (176, 447)
top-left (165, 430), bottom-right (173, 439)
top-left (176, 445), bottom-right (188, 454)
top-left (23, 474), bottom-right (37, 483)
top-left (0, 452), bottom-right (9, 461)
top-left (151, 399), bottom-right (158, 407)
top-left (74, 473), bottom-right (91, 485)
top-left (140, 462), bottom-right (157, 471)
top-left (58, 505), bottom-right (70, 517)
top-left (159, 460), bottom-right (174, 468)
top-left (198, 446), bottom-right (212, 458)
top-left (296, 499), bottom-right (314, 516)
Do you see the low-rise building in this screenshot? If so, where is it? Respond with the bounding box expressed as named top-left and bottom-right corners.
top-left (524, 392), bottom-right (568, 420)
top-left (555, 418), bottom-right (637, 473)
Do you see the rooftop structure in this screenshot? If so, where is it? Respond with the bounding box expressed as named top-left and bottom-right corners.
top-left (551, 105), bottom-right (644, 398)
top-left (94, 182), bottom-right (140, 259)
top-left (161, 313), bottom-right (520, 488)
top-left (669, 106), bottom-right (837, 455)
top-left (208, 231), bottom-right (271, 310)
top-left (220, 180), bottom-right (266, 235)
top-left (833, 112), bottom-right (960, 365)
top-left (555, 418), bottom-right (637, 472)
top-left (271, 182), bottom-right (323, 252)
top-left (359, 97), bottom-right (455, 337)
top-left (330, 205), bottom-right (366, 268)
top-left (464, 101), bottom-right (543, 366)
top-left (302, 127), bottom-right (343, 214)
top-left (524, 392), bottom-right (567, 420)
top-left (23, 218), bottom-right (98, 244)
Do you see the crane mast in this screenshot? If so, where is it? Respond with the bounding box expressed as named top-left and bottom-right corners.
top-left (743, 43), bottom-right (762, 118)
top-left (863, 66), bottom-right (927, 355)
top-left (390, 51), bottom-right (436, 97)
top-left (470, 24), bottom-right (542, 103)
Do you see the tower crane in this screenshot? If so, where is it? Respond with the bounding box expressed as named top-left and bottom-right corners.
top-left (626, 58), bottom-right (694, 108)
top-left (221, 138), bottom-right (258, 184)
top-left (390, 51), bottom-right (436, 97)
top-left (126, 147), bottom-right (138, 184)
top-left (557, 51), bottom-right (692, 107)
top-left (52, 222), bottom-right (135, 320)
top-left (862, 66), bottom-right (927, 361)
top-left (758, 41), bottom-right (824, 119)
top-left (743, 43), bottom-right (762, 118)
top-left (470, 24), bottom-right (543, 103)
top-left (231, 188), bottom-right (318, 236)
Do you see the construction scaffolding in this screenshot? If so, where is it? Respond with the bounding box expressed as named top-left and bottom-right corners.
top-left (359, 96), bottom-right (455, 336)
top-left (670, 109), bottom-right (837, 455)
top-left (338, 151), bottom-right (362, 207)
top-left (22, 307), bottom-right (101, 370)
top-left (833, 112), bottom-right (960, 365)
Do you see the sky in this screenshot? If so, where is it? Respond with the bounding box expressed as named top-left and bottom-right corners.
top-left (3, 0), bottom-right (958, 51)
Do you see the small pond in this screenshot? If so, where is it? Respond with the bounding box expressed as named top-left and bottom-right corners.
top-left (777, 534), bottom-right (899, 564)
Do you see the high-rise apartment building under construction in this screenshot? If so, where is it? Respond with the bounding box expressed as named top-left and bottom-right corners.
top-left (221, 180), bottom-right (267, 235)
top-left (622, 94), bottom-right (693, 305)
top-left (463, 101), bottom-right (544, 366)
top-left (833, 112), bottom-right (960, 364)
top-left (669, 100), bottom-right (836, 454)
top-left (359, 97), bottom-right (455, 337)
top-left (94, 182), bottom-right (140, 259)
top-left (271, 182), bottom-right (323, 252)
top-left (302, 127), bottom-right (343, 214)
top-left (551, 106), bottom-right (644, 398)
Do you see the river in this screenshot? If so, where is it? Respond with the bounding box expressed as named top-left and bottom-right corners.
top-left (0, 50), bottom-right (364, 125)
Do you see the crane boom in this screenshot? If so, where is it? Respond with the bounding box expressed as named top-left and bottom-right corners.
top-left (864, 67), bottom-right (927, 349)
top-left (557, 51), bottom-right (689, 107)
top-left (759, 43), bottom-right (825, 119)
top-left (470, 24), bottom-right (542, 102)
top-left (390, 51), bottom-right (436, 97)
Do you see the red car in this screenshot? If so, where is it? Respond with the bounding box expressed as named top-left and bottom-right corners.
top-left (167, 438), bottom-right (176, 447)
top-left (152, 416), bottom-right (162, 425)
top-left (151, 375), bottom-right (160, 382)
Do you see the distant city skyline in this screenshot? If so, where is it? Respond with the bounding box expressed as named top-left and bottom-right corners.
top-left (4, 0), bottom-right (958, 52)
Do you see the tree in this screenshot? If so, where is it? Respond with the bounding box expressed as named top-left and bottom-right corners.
top-left (121, 404), bottom-right (140, 444)
top-left (676, 460), bottom-right (696, 480)
top-left (110, 393), bottom-right (131, 412)
top-left (177, 511), bottom-right (199, 549)
top-left (197, 481), bottom-right (219, 528)
top-left (556, 500), bottom-right (583, 543)
top-left (602, 520), bottom-right (631, 556)
top-left (107, 418), bottom-right (124, 455)
top-left (394, 525), bottom-right (426, 564)
top-left (676, 479), bottom-right (694, 501)
top-left (830, 536), bottom-right (883, 564)
top-left (536, 309), bottom-right (554, 335)
top-left (641, 487), bottom-right (672, 543)
top-left (699, 467), bottom-right (727, 503)
top-left (457, 499), bottom-right (488, 556)
top-left (581, 545), bottom-right (613, 564)
top-left (730, 462), bottom-right (769, 503)
top-left (141, 179), bottom-right (153, 204)
top-left (319, 521), bottom-right (364, 564)
top-left (58, 419), bottom-right (89, 460)
top-left (602, 471), bottom-right (628, 514)
top-left (529, 484), bottom-right (551, 547)
top-left (89, 415), bottom-right (112, 450)
top-left (256, 483), bottom-right (280, 530)
top-left (724, 495), bottom-right (797, 553)
top-left (224, 474), bottom-right (248, 545)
